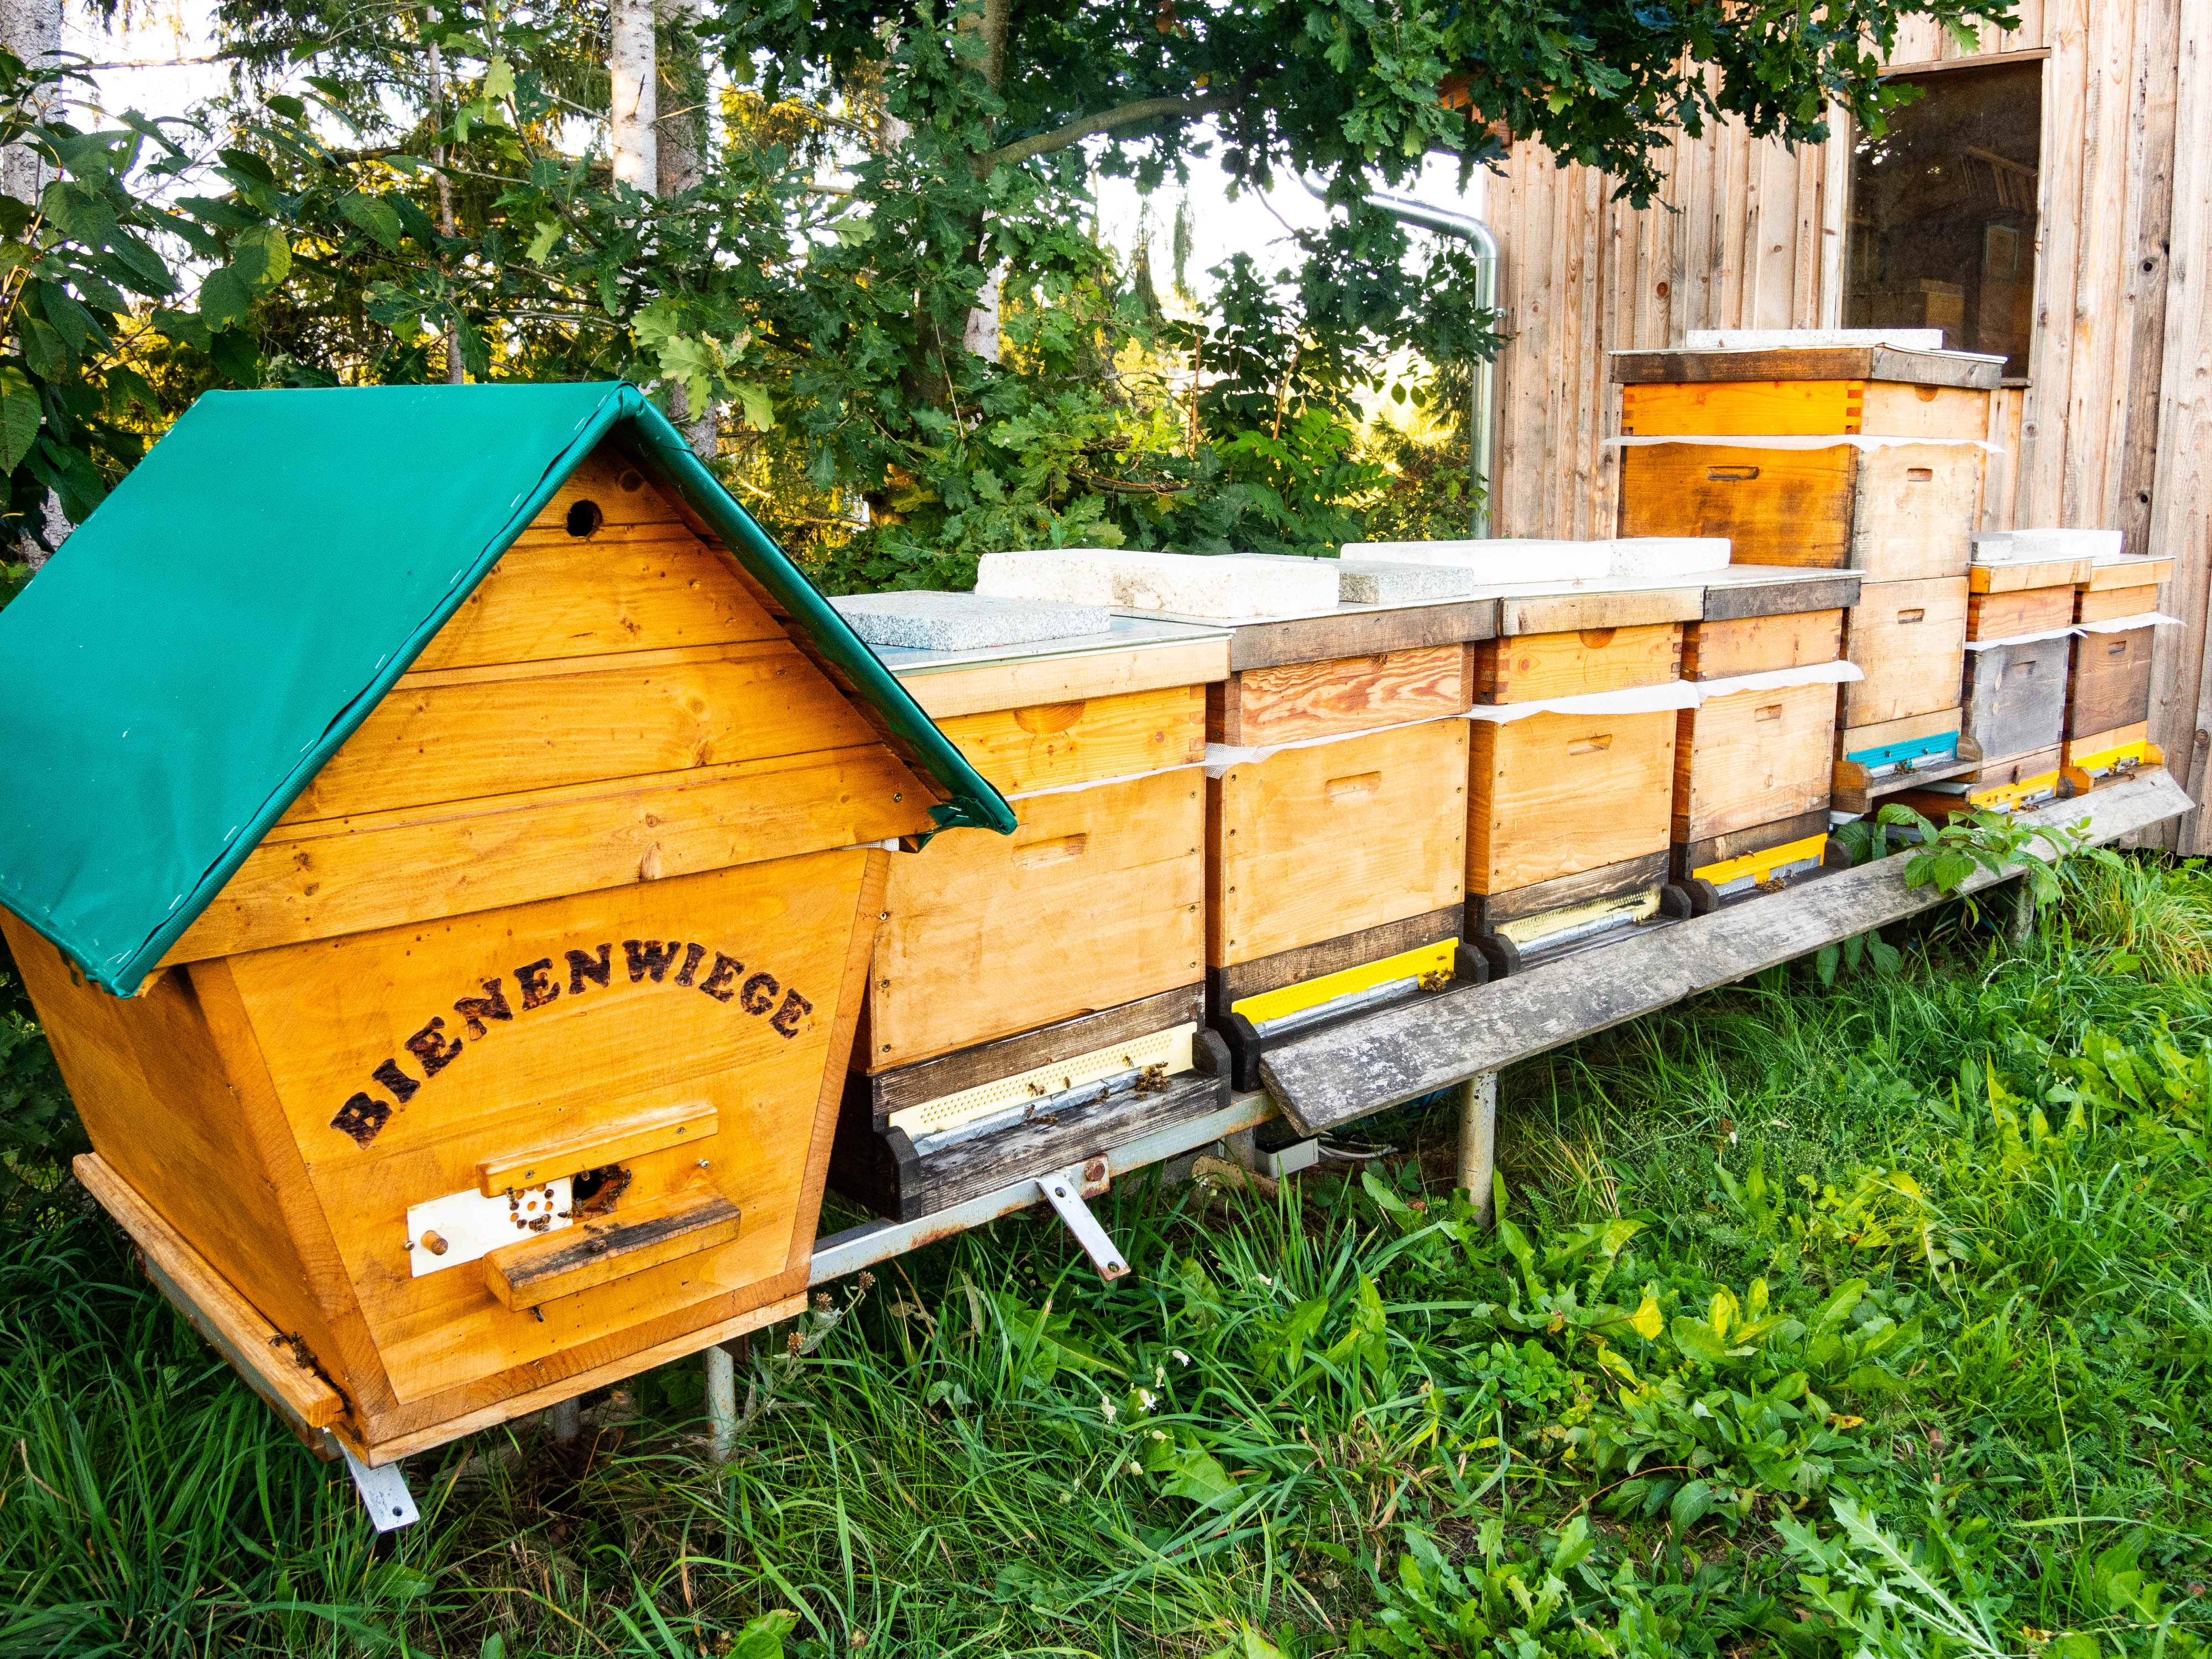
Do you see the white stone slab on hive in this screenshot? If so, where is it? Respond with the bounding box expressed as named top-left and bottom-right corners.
top-left (1344, 538), bottom-right (1611, 585)
top-left (1606, 538), bottom-right (1731, 578)
top-left (831, 591), bottom-right (1112, 652)
top-left (975, 548), bottom-right (1337, 618)
top-left (1231, 552), bottom-right (1475, 604)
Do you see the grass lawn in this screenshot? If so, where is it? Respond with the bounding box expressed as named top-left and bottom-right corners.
top-left (2, 848), bottom-right (2209, 1657)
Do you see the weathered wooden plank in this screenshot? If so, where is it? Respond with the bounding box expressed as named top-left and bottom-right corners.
top-left (1610, 348), bottom-right (2003, 389)
top-left (859, 985), bottom-right (1203, 1120)
top-left (2077, 582), bottom-right (2163, 623)
top-left (1699, 575), bottom-right (1861, 622)
top-left (1843, 577), bottom-right (1970, 724)
top-left (1684, 610), bottom-right (1844, 677)
top-left (1263, 769), bottom-right (2194, 1131)
top-left (1963, 636), bottom-right (2072, 759)
top-left (1496, 586), bottom-right (1702, 635)
top-left (2069, 624), bottom-right (2158, 734)
top-left (936, 684), bottom-right (1204, 795)
top-left (483, 1190), bottom-right (744, 1313)
top-left (894, 638), bottom-right (1230, 719)
top-left (1969, 584), bottom-right (2079, 638)
top-left (1847, 446), bottom-right (1981, 581)
top-left (1468, 849), bottom-right (1670, 930)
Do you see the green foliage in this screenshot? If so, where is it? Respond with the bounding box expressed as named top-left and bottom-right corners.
top-left (0, 937), bottom-right (79, 1219)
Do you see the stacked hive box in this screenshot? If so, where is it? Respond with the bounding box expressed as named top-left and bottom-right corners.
top-left (1672, 566), bottom-right (1861, 905)
top-left (976, 549), bottom-right (1491, 1090)
top-left (823, 592), bottom-right (1234, 1218)
top-left (1610, 343), bottom-right (2000, 813)
top-left (2064, 538), bottom-right (2177, 790)
top-left (0, 385), bottom-right (1015, 1468)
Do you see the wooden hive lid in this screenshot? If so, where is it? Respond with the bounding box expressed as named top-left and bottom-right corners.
top-left (1610, 344), bottom-right (2004, 390)
top-left (0, 383), bottom-right (1013, 995)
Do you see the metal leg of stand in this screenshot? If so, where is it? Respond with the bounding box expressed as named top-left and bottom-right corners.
top-left (546, 1396), bottom-right (581, 1443)
top-left (1458, 1071), bottom-right (1499, 1226)
top-left (338, 1441), bottom-right (419, 1532)
top-left (1040, 1167), bottom-right (1131, 1280)
top-left (705, 1334), bottom-right (747, 1463)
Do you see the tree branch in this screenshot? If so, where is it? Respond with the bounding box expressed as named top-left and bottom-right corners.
top-left (982, 87), bottom-right (1238, 170)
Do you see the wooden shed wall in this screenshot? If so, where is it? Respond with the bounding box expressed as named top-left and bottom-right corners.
top-left (1485, 1), bottom-right (2212, 847)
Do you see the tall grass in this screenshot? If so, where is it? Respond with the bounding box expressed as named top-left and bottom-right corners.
top-left (0, 852), bottom-right (2207, 1656)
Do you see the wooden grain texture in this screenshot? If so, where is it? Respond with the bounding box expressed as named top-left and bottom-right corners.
top-left (1217, 603), bottom-right (1499, 672)
top-left (1683, 611), bottom-right (1843, 678)
top-left (936, 684), bottom-right (1204, 794)
top-left (1969, 558), bottom-right (2094, 593)
top-left (1843, 577), bottom-right (1970, 724)
top-left (73, 1153), bottom-right (347, 1435)
top-left (1474, 623), bottom-right (1682, 701)
top-left (2069, 625), bottom-right (2158, 735)
top-left (871, 769), bottom-right (1204, 1066)
top-left (1496, 587), bottom-right (1702, 634)
top-left (1210, 645), bottom-right (1469, 745)
top-left (1468, 849), bottom-right (1670, 929)
top-left (2077, 582), bottom-right (2163, 622)
top-left (1968, 586), bottom-right (2079, 639)
top-left (483, 1190), bottom-right (744, 1312)
top-left (1609, 348), bottom-right (2004, 389)
top-left (1262, 769), bottom-right (2192, 1133)
top-left (1208, 904), bottom-right (1463, 1007)
top-left (858, 985), bottom-right (1204, 1121)
top-left (1846, 446), bottom-right (1981, 581)
top-left (477, 1101), bottom-right (717, 1196)
top-left (1208, 719), bottom-right (1468, 966)
top-left (1700, 573), bottom-right (1862, 620)
top-left (1855, 383), bottom-right (2000, 439)
top-left (895, 638), bottom-right (1230, 719)
top-left (221, 849), bottom-right (876, 1406)
top-left (1673, 681), bottom-right (1837, 841)
top-left (163, 745), bottom-right (925, 966)
top-left (281, 641), bottom-right (874, 826)
top-left (0, 915), bottom-right (359, 1397)
top-left (1837, 705), bottom-right (1967, 759)
top-left (1467, 709), bottom-right (1677, 894)
top-left (1962, 636), bottom-right (2072, 760)
top-left (2088, 556), bottom-right (2174, 589)
top-left (1618, 444), bottom-right (1856, 567)
top-left (1977, 743), bottom-right (2066, 788)
top-left (1619, 379), bottom-right (1862, 435)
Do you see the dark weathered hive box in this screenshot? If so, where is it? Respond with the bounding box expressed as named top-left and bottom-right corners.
top-left (0, 385), bottom-right (1009, 1467)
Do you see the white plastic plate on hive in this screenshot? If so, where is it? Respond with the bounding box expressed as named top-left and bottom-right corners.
top-left (888, 1023), bottom-right (1197, 1139)
top-left (405, 1178), bottom-right (572, 1277)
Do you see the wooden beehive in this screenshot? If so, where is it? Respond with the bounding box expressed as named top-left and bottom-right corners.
top-left (1465, 580), bottom-right (1699, 971)
top-left (1951, 552), bottom-right (2091, 802)
top-left (0, 386), bottom-right (1010, 1467)
top-left (2064, 556), bottom-right (2174, 789)
top-left (826, 607), bottom-right (1231, 1217)
top-left (1612, 346), bottom-right (2000, 576)
top-left (1671, 567), bottom-right (1858, 901)
top-left (1182, 588), bottom-right (1493, 1090)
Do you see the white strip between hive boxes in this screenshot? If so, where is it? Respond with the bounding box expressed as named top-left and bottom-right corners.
top-left (887, 1022), bottom-right (1198, 1139)
top-left (406, 1179), bottom-right (572, 1276)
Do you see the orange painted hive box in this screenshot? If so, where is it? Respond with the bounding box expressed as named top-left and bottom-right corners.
top-left (0, 384), bottom-right (1011, 1468)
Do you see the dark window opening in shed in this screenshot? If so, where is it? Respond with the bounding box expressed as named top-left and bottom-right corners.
top-left (1844, 61), bottom-right (2042, 379)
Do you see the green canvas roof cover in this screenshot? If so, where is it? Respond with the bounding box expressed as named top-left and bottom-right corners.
top-left (0, 381), bottom-right (1014, 996)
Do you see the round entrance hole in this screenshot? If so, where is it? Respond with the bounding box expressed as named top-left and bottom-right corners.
top-left (566, 499), bottom-right (603, 538)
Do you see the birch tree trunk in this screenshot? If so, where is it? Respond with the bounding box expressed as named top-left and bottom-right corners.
top-left (608, 0), bottom-right (656, 191)
top-left (426, 37), bottom-right (464, 384)
top-left (2, 0), bottom-right (64, 567)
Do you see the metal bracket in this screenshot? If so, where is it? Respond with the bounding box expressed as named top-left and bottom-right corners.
top-left (1037, 1160), bottom-right (1129, 1280)
top-left (338, 1440), bottom-right (420, 1532)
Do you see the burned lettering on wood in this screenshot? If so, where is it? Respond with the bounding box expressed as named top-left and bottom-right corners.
top-left (452, 977), bottom-right (512, 1038)
top-left (565, 945), bottom-right (612, 994)
top-left (404, 1016), bottom-right (463, 1077)
top-left (513, 958), bottom-right (560, 1009)
top-left (327, 931), bottom-right (819, 1143)
top-left (623, 939), bottom-right (681, 983)
top-left (697, 952), bottom-right (744, 1001)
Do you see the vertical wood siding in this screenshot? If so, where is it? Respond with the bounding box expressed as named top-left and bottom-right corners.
top-left (1486, 0), bottom-right (2212, 845)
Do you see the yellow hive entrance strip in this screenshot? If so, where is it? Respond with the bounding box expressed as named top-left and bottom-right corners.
top-left (2073, 739), bottom-right (2153, 779)
top-left (1966, 771), bottom-right (2062, 812)
top-left (1693, 831), bottom-right (1830, 890)
top-left (888, 1023), bottom-right (1198, 1139)
top-left (1230, 938), bottom-right (1458, 1029)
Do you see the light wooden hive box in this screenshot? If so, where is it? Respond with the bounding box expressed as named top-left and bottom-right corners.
top-left (0, 385), bottom-right (1011, 1467)
top-left (2065, 552), bottom-right (2175, 790)
top-left (1671, 566), bottom-right (1860, 902)
top-left (1611, 343), bottom-right (1995, 800)
top-left (819, 592), bottom-right (1231, 1219)
top-left (1933, 547), bottom-right (2094, 815)
top-left (1464, 576), bottom-right (1701, 972)
top-left (971, 549), bottom-right (1493, 1094)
